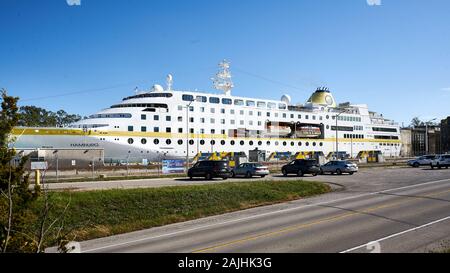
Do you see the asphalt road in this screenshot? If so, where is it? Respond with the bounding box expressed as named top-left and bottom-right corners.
top-left (67, 167), bottom-right (450, 253)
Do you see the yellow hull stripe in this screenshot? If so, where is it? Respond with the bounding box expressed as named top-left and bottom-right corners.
top-left (11, 127), bottom-right (402, 144)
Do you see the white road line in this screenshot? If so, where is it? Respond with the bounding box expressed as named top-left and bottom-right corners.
top-left (80, 178), bottom-right (450, 253)
top-left (340, 215), bottom-right (450, 253)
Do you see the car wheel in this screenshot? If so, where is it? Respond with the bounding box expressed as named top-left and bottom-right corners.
top-left (413, 162), bottom-right (419, 168)
top-left (431, 164), bottom-right (434, 170)
top-left (319, 169), bottom-right (324, 175)
top-left (312, 172), bottom-right (318, 177)
top-left (231, 171), bottom-right (236, 178)
top-left (205, 173), bottom-right (212, 180)
top-left (246, 171), bottom-right (252, 178)
top-left (438, 163), bottom-right (442, 169)
top-left (297, 170), bottom-right (304, 177)
top-left (282, 169), bottom-right (288, 177)
top-left (349, 172), bottom-right (354, 175)
top-left (222, 177), bottom-right (228, 180)
top-left (260, 175), bottom-right (266, 178)
top-left (189, 176), bottom-right (193, 180)
top-left (336, 169), bottom-right (342, 175)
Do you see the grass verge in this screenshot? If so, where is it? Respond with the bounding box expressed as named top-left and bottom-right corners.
top-left (35, 180), bottom-right (330, 242)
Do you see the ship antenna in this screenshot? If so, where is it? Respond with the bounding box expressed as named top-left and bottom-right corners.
top-left (211, 59), bottom-right (234, 96)
top-left (166, 74), bottom-right (173, 91)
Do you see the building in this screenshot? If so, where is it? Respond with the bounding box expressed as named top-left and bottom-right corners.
top-left (408, 126), bottom-right (441, 156)
top-left (400, 128), bottom-right (412, 157)
top-left (441, 116), bottom-right (450, 153)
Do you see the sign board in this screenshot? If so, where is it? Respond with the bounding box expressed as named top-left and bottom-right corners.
top-left (162, 159), bottom-right (185, 174)
top-left (31, 161), bottom-right (48, 170)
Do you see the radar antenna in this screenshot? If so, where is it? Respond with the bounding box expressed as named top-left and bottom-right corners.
top-left (211, 59), bottom-right (234, 96)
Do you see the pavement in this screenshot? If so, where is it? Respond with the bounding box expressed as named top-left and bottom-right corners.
top-left (48, 166), bottom-right (450, 253)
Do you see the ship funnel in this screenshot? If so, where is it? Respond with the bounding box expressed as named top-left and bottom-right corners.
top-left (306, 87), bottom-right (336, 107)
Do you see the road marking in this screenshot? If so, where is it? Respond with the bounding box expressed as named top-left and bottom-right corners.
top-left (340, 215), bottom-right (450, 253)
top-left (81, 178), bottom-right (450, 253)
top-left (192, 188), bottom-right (450, 253)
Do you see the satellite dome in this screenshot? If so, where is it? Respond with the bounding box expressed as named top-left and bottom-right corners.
top-left (281, 94), bottom-right (291, 104)
top-left (151, 84), bottom-right (164, 92)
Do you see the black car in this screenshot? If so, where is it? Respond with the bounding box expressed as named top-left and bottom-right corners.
top-left (188, 160), bottom-right (231, 180)
top-left (281, 159), bottom-right (321, 177)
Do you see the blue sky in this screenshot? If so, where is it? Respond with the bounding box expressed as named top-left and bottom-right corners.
top-left (1, 0), bottom-right (449, 126)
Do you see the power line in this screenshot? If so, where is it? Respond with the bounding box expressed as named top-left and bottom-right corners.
top-left (20, 80), bottom-right (149, 102)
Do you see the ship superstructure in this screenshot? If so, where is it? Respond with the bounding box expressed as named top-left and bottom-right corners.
top-left (12, 61), bottom-right (402, 161)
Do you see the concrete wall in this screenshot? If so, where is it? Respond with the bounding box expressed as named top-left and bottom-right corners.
top-left (400, 129), bottom-right (412, 157)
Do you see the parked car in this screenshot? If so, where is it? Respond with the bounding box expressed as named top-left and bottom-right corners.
top-left (430, 154), bottom-right (450, 169)
top-left (188, 160), bottom-right (231, 180)
top-left (320, 160), bottom-right (358, 175)
top-left (407, 155), bottom-right (437, 167)
top-left (281, 159), bottom-right (321, 177)
top-left (231, 163), bottom-right (270, 178)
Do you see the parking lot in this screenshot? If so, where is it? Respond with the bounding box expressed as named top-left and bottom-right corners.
top-left (44, 165), bottom-right (450, 193)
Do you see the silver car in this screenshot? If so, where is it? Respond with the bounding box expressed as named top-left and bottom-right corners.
top-left (231, 163), bottom-right (270, 178)
top-left (430, 154), bottom-right (450, 169)
top-left (407, 155), bottom-right (436, 167)
top-left (320, 160), bottom-right (358, 175)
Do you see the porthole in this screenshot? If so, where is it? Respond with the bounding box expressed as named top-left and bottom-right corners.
top-left (211, 140), bottom-right (216, 145)
top-left (166, 139), bottom-right (171, 145)
top-left (240, 140), bottom-right (245, 146)
top-left (319, 142), bottom-right (323, 146)
top-left (258, 141), bottom-right (262, 146)
top-left (177, 139), bottom-right (183, 145)
top-left (128, 138), bottom-right (134, 144)
top-left (306, 142), bottom-right (310, 146)
top-left (326, 125), bottom-right (330, 129)
top-left (275, 141), bottom-right (279, 146)
top-left (189, 139), bottom-right (194, 145)
top-left (283, 141), bottom-right (287, 146)
top-left (291, 142), bottom-right (294, 146)
top-left (313, 142), bottom-right (316, 146)
top-left (221, 140), bottom-right (226, 145)
top-left (141, 138), bottom-right (147, 145)
top-left (298, 142), bottom-right (302, 146)
top-left (249, 141), bottom-right (254, 146)
top-left (231, 140), bottom-right (235, 145)
top-left (266, 141), bottom-right (271, 146)
top-left (154, 139), bottom-right (159, 145)
top-left (200, 140), bottom-right (205, 145)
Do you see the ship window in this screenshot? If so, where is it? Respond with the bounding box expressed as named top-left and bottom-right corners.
top-left (257, 102), bottom-right (266, 108)
top-left (209, 97), bottom-right (220, 104)
top-left (166, 127), bottom-right (171, 133)
top-left (200, 140), bottom-right (205, 145)
top-left (141, 126), bottom-right (147, 132)
top-left (200, 107), bottom-right (205, 112)
top-left (291, 142), bottom-right (294, 146)
top-left (231, 120), bottom-right (235, 125)
top-left (231, 140), bottom-right (235, 145)
top-left (306, 142), bottom-right (310, 146)
top-left (230, 109), bottom-right (235, 114)
top-left (211, 140), bottom-right (216, 145)
top-left (166, 116), bottom-right (171, 121)
top-left (249, 141), bottom-right (254, 146)
top-left (128, 138), bottom-right (134, 144)
top-left (190, 128), bottom-right (194, 134)
top-left (326, 115), bottom-right (329, 119)
top-left (278, 103), bottom-right (287, 110)
top-left (154, 139), bottom-right (159, 145)
top-left (283, 113), bottom-right (287, 118)
top-left (189, 106), bottom-right (194, 112)
top-left (123, 93), bottom-right (173, 100)
top-left (298, 115), bottom-right (301, 119)
top-left (246, 100), bottom-right (255, 107)
top-left (210, 108), bottom-right (215, 113)
top-left (141, 114), bottom-right (146, 120)
top-left (258, 141), bottom-right (263, 146)
top-left (189, 117), bottom-right (194, 122)
top-left (211, 129), bottom-right (215, 134)
top-left (154, 127), bottom-right (159, 132)
top-left (166, 139), bottom-right (171, 145)
top-left (240, 140), bottom-right (245, 146)
top-left (275, 141), bottom-right (279, 146)
top-left (234, 99), bottom-right (244, 106)
top-left (221, 108), bottom-right (225, 114)
top-left (222, 98), bottom-right (232, 105)
top-left (283, 141), bottom-right (287, 146)
top-left (291, 114), bottom-right (294, 119)
top-left (189, 140), bottom-right (194, 145)
top-left (200, 118), bottom-right (205, 123)
top-left (210, 118), bottom-right (215, 124)
top-left (319, 142), bottom-right (323, 146)
top-left (154, 115), bottom-right (159, 121)
top-left (298, 142), bottom-right (302, 146)
top-left (182, 94), bottom-right (194, 101)
top-left (178, 140), bottom-right (183, 145)
top-left (268, 102), bottom-right (276, 109)
top-left (141, 138), bottom-right (147, 145)
top-left (312, 116), bottom-right (316, 120)
top-left (267, 141), bottom-right (271, 146)
top-left (221, 140), bottom-right (226, 145)
top-left (249, 111), bottom-right (253, 116)
top-left (128, 126), bottom-right (133, 132)
top-left (258, 112), bottom-right (262, 117)
top-left (178, 116), bottom-right (182, 122)
top-left (305, 115), bottom-right (309, 119)
top-left (196, 96), bottom-right (207, 102)
top-left (313, 142), bottom-right (316, 146)
top-left (240, 110), bottom-right (244, 115)
top-left (267, 112), bottom-right (270, 117)
top-left (178, 128), bottom-right (183, 133)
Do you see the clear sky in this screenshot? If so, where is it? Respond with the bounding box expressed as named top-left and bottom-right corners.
top-left (1, 0), bottom-right (449, 126)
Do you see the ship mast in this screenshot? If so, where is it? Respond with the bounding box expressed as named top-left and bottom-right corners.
top-left (212, 59), bottom-right (234, 96)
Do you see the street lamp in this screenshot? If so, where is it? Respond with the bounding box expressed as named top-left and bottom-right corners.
top-left (185, 99), bottom-right (196, 173)
top-left (334, 110), bottom-right (347, 160)
top-left (425, 118), bottom-right (437, 155)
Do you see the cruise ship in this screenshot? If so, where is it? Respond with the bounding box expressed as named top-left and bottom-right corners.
top-left (12, 60), bottom-right (402, 162)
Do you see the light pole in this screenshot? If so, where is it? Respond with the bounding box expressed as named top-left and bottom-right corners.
top-left (425, 118), bottom-right (437, 155)
top-left (185, 99), bottom-right (196, 173)
top-left (334, 110), bottom-right (347, 160)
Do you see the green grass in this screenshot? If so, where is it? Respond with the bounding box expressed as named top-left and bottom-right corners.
top-left (35, 180), bottom-right (330, 242)
top-left (45, 173), bottom-right (186, 183)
